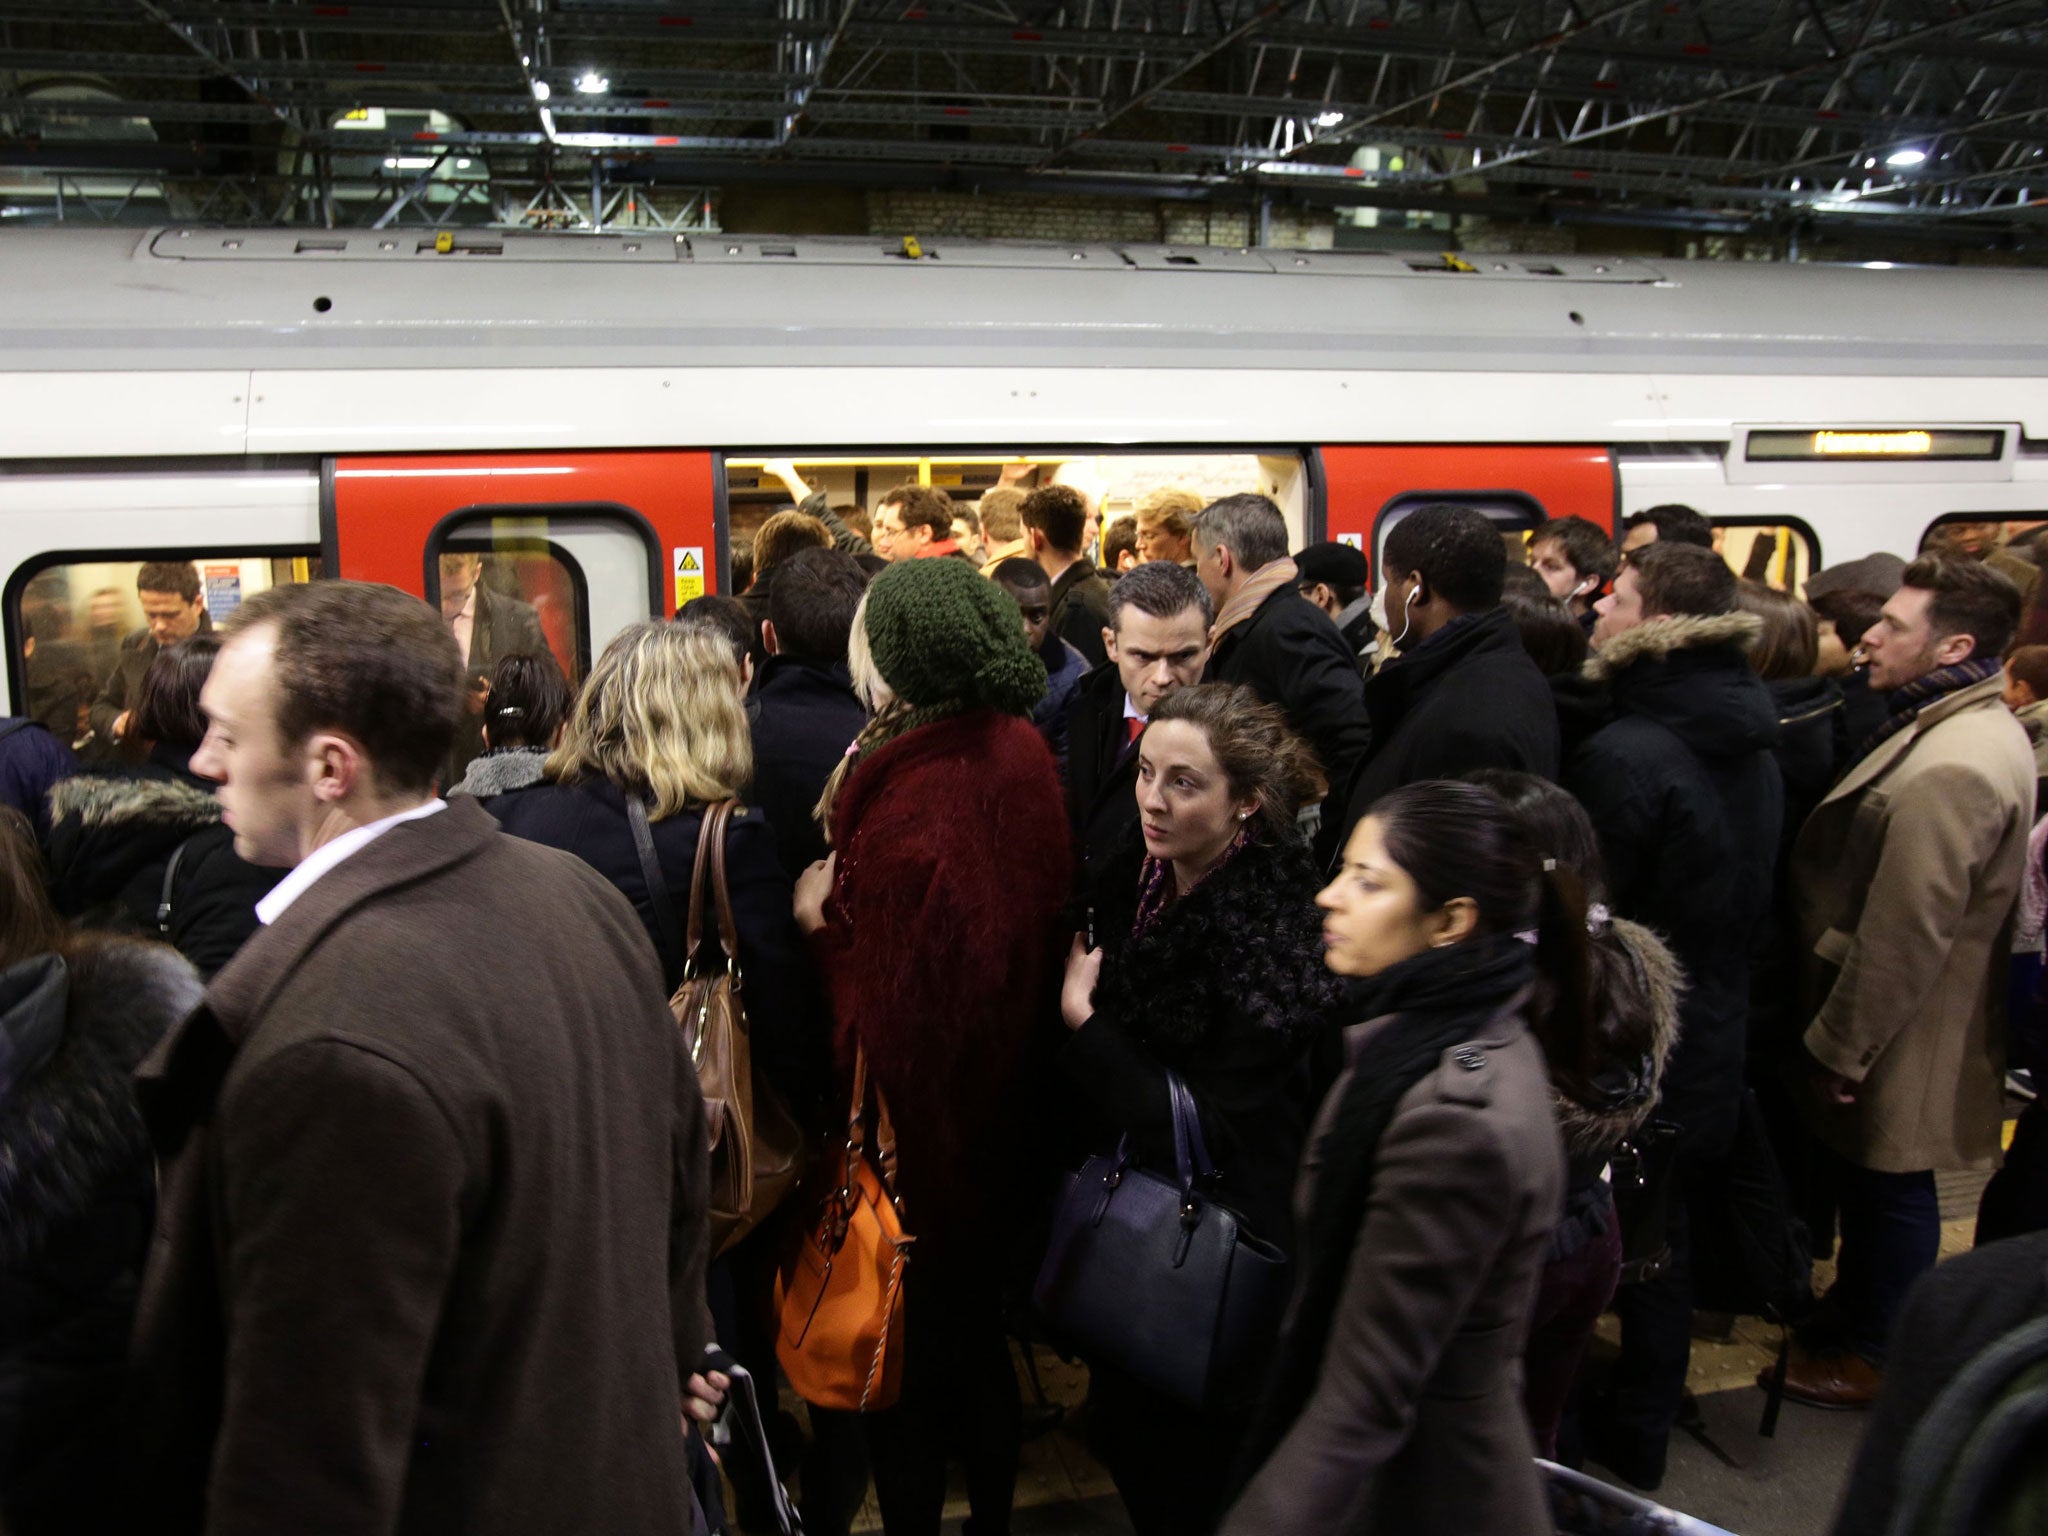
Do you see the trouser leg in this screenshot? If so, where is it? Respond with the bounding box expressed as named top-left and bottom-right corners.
top-left (1832, 1163), bottom-right (1939, 1364)
top-left (1608, 1183), bottom-right (1693, 1461)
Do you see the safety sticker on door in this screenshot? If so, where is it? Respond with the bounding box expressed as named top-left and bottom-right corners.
top-left (673, 546), bottom-right (706, 608)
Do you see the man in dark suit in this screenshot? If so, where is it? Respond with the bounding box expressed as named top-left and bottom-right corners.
top-left (438, 551), bottom-right (550, 783)
top-left (88, 560), bottom-right (211, 758)
top-left (129, 580), bottom-right (712, 1535)
top-left (1065, 560), bottom-right (1212, 890)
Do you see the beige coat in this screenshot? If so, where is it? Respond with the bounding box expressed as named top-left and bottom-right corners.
top-left (1794, 674), bottom-right (2034, 1173)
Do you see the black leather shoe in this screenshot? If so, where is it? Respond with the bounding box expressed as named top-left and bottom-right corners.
top-left (1583, 1412), bottom-right (1667, 1493)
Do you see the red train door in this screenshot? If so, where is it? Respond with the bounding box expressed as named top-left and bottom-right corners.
top-left (1319, 445), bottom-right (1616, 568)
top-left (323, 449), bottom-right (721, 683)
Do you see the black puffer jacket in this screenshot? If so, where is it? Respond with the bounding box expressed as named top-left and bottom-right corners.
top-left (43, 764), bottom-right (280, 980)
top-left (0, 939), bottom-right (203, 1536)
top-left (1338, 607), bottom-right (1561, 840)
top-left (1064, 833), bottom-right (1341, 1246)
top-left (1207, 584), bottom-right (1372, 809)
top-left (1567, 612), bottom-right (1783, 1156)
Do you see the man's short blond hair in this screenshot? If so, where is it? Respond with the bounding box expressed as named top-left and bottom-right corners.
top-left (1134, 487), bottom-right (1203, 539)
top-left (978, 485), bottom-right (1026, 543)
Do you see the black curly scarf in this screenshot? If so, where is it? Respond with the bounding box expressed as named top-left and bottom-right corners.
top-left (1233, 935), bottom-right (1535, 1490)
top-left (1090, 831), bottom-right (1337, 1056)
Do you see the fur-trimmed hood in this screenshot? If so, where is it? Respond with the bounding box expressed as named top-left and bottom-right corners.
top-left (47, 771), bottom-right (219, 835)
top-left (0, 939), bottom-right (203, 1267)
top-left (1583, 610), bottom-right (1762, 683)
top-left (1551, 916), bottom-right (1684, 1164)
top-left (1093, 832), bottom-right (1340, 1054)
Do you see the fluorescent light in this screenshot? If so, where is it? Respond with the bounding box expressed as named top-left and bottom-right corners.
top-left (1863, 261), bottom-right (1896, 270)
top-left (531, 79), bottom-right (551, 101)
top-left (1887, 147), bottom-right (1927, 167)
top-left (455, 157), bottom-right (472, 169)
top-left (575, 70), bottom-right (610, 95)
top-left (1315, 110), bottom-right (1345, 128)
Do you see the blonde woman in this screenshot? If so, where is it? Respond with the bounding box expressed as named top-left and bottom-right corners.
top-left (489, 620), bottom-right (824, 1117)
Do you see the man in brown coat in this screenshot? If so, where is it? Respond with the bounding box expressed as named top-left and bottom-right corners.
top-left (129, 581), bottom-right (712, 1534)
top-left (1785, 554), bottom-right (2033, 1407)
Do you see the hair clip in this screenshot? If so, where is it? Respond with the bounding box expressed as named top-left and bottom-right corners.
top-left (1541, 857), bottom-right (1558, 873)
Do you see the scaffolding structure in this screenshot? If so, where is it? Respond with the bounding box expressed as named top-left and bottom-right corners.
top-left (1, 0), bottom-right (2043, 240)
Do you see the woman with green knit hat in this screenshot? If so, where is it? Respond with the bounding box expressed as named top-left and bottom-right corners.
top-left (792, 557), bottom-right (1071, 1536)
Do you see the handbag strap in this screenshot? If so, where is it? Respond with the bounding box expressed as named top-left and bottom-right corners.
top-left (704, 801), bottom-right (743, 980)
top-left (1166, 1072), bottom-right (1216, 1198)
top-left (844, 1046), bottom-right (903, 1207)
top-left (156, 834), bottom-right (194, 941)
top-left (626, 795), bottom-right (686, 981)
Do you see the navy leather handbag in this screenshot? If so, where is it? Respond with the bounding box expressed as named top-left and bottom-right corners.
top-left (1032, 1072), bottom-right (1288, 1411)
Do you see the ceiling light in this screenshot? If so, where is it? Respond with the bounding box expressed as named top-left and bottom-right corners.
top-left (1886, 147), bottom-right (1927, 167)
top-left (1863, 261), bottom-right (1896, 270)
top-left (575, 70), bottom-right (610, 95)
top-left (531, 79), bottom-right (551, 101)
top-left (1315, 110), bottom-right (1345, 128)
top-left (1864, 157), bottom-right (1877, 169)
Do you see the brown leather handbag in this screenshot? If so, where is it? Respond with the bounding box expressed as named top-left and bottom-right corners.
top-left (774, 1048), bottom-right (913, 1412)
top-left (629, 797), bottom-right (805, 1257)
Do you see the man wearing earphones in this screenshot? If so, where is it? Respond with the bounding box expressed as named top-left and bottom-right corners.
top-left (1530, 516), bottom-right (1620, 636)
top-left (1332, 503), bottom-right (1561, 858)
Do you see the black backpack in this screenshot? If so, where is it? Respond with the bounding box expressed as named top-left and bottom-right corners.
top-left (1884, 1269), bottom-right (2048, 1536)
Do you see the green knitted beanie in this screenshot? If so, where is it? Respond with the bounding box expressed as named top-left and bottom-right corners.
top-left (862, 557), bottom-right (1048, 717)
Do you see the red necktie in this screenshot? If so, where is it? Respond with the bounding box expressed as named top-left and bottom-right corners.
top-left (1126, 716), bottom-right (1145, 744)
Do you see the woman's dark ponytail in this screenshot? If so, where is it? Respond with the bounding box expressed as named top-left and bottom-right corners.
top-left (1530, 859), bottom-right (1596, 1102)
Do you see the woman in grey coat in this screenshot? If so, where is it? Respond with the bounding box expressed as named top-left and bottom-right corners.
top-left (1223, 780), bottom-right (1568, 1536)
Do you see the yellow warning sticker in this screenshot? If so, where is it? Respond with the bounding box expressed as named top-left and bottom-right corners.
top-left (674, 546), bottom-right (705, 609)
top-left (1337, 532), bottom-right (1364, 551)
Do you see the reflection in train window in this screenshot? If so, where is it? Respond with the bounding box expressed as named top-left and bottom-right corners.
top-left (1375, 492), bottom-right (1547, 575)
top-left (1712, 520), bottom-right (1820, 593)
top-left (724, 451), bottom-right (1312, 568)
top-left (1918, 514), bottom-right (2048, 564)
top-left (11, 553), bottom-right (318, 766)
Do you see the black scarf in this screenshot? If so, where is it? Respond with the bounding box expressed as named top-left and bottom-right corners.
top-left (1234, 935), bottom-right (1535, 1486)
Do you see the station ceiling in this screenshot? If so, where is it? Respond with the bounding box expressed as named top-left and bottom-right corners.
top-left (2, 0), bottom-right (2045, 243)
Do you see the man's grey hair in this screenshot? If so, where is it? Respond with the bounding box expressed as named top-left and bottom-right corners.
top-left (1191, 494), bottom-right (1290, 573)
top-left (1107, 559), bottom-right (1214, 630)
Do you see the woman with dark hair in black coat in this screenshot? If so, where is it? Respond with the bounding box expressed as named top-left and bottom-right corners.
top-left (1060, 682), bottom-right (1339, 1536)
top-left (42, 635), bottom-right (280, 978)
top-left (0, 810), bottom-right (203, 1535)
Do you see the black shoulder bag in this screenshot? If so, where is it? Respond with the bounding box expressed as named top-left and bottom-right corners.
top-left (1033, 1071), bottom-right (1288, 1411)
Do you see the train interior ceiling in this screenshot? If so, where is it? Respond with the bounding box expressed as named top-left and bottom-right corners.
top-left (8, 438), bottom-right (2048, 730)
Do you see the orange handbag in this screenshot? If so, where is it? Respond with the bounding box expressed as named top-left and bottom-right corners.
top-left (774, 1048), bottom-right (914, 1412)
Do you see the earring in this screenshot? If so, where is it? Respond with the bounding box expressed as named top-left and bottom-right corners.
top-left (1237, 811), bottom-right (1249, 821)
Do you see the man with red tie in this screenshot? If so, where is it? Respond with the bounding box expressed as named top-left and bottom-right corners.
top-left (1063, 561), bottom-right (1213, 888)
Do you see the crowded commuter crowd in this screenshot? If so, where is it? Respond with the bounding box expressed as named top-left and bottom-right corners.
top-left (3, 477), bottom-right (2045, 1536)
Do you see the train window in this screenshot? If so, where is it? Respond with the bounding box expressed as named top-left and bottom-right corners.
top-left (724, 451), bottom-right (1312, 566)
top-left (1375, 492), bottom-right (1546, 575)
top-left (1710, 519), bottom-right (1820, 593)
top-left (1917, 514), bottom-right (2048, 562)
top-left (9, 553), bottom-right (318, 765)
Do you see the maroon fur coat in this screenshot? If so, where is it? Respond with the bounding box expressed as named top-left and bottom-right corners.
top-left (815, 709), bottom-right (1071, 1254)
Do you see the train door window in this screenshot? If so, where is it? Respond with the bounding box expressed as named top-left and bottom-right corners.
top-left (1708, 519), bottom-right (1821, 593)
top-left (1918, 514), bottom-right (2048, 565)
top-left (1375, 492), bottom-right (1545, 576)
top-left (725, 451), bottom-right (1313, 566)
top-left (10, 553), bottom-right (319, 763)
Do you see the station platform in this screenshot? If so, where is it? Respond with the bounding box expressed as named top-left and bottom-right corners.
top-left (826, 1157), bottom-right (2005, 1536)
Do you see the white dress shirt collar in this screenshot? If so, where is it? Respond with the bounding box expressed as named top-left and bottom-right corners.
top-left (254, 799), bottom-right (447, 926)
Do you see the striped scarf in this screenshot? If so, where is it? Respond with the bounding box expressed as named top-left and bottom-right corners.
top-left (1858, 656), bottom-right (2003, 760)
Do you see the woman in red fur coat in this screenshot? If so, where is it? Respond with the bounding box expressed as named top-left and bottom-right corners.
top-left (796, 557), bottom-right (1071, 1536)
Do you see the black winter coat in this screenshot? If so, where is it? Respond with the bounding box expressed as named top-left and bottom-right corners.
top-left (488, 777), bottom-right (829, 1119)
top-left (1063, 662), bottom-right (1143, 886)
top-left (1337, 608), bottom-right (1561, 841)
top-left (1567, 612), bottom-right (1783, 1155)
top-left (1050, 559), bottom-right (1113, 668)
top-left (44, 759), bottom-right (280, 980)
top-left (1206, 584), bottom-right (1373, 816)
top-left (0, 939), bottom-right (203, 1536)
top-left (1064, 833), bottom-right (1340, 1247)
top-left (747, 655), bottom-right (867, 878)
top-left (1751, 676), bottom-right (1845, 1059)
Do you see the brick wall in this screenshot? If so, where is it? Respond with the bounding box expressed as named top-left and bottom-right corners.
top-left (862, 189), bottom-right (1335, 248)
